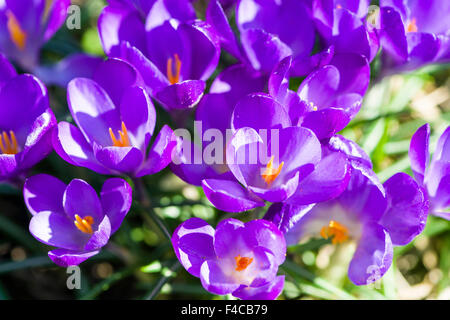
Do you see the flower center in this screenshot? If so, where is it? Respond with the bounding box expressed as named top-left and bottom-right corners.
top-left (74, 214), bottom-right (94, 234)
top-left (109, 121), bottom-right (130, 147)
top-left (261, 155), bottom-right (284, 186)
top-left (167, 53), bottom-right (182, 85)
top-left (6, 10), bottom-right (27, 50)
top-left (406, 18), bottom-right (418, 33)
top-left (235, 255), bottom-right (253, 272)
top-left (320, 220), bottom-right (349, 244)
top-left (0, 130), bottom-right (19, 155)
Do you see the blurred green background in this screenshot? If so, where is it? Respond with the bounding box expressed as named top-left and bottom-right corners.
top-left (0, 0), bottom-right (449, 300)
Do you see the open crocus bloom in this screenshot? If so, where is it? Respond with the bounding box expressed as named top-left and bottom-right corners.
top-left (0, 0), bottom-right (70, 71)
top-left (52, 58), bottom-right (176, 177)
top-left (172, 217), bottom-right (286, 300)
top-left (24, 174), bottom-right (132, 266)
top-left (98, 0), bottom-right (220, 110)
top-left (266, 163), bottom-right (428, 285)
top-left (409, 124), bottom-right (450, 220)
top-left (378, 0), bottom-right (450, 73)
top-left (312, 0), bottom-right (379, 62)
top-left (0, 54), bottom-right (55, 182)
top-left (207, 0), bottom-right (315, 76)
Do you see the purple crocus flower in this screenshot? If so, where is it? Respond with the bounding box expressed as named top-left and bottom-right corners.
top-left (98, 0), bottom-right (220, 110)
top-left (312, 0), bottom-right (379, 62)
top-left (207, 0), bottom-right (315, 76)
top-left (378, 0), bottom-right (450, 73)
top-left (266, 160), bottom-right (428, 285)
top-left (52, 58), bottom-right (176, 177)
top-left (268, 54), bottom-right (370, 140)
top-left (24, 174), bottom-right (132, 266)
top-left (172, 217), bottom-right (286, 300)
top-left (0, 54), bottom-right (56, 182)
top-left (0, 0), bottom-right (70, 71)
top-left (409, 124), bottom-right (450, 220)
top-left (173, 90), bottom-right (352, 213)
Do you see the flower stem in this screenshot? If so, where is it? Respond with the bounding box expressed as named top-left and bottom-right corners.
top-left (143, 260), bottom-right (181, 300)
top-left (133, 178), bottom-right (172, 242)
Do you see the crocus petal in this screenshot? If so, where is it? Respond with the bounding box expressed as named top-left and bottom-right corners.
top-left (93, 58), bottom-right (143, 108)
top-left (432, 175), bottom-right (450, 214)
top-left (240, 28), bottom-right (292, 73)
top-left (425, 160), bottom-right (450, 211)
top-left (0, 74), bottom-right (49, 142)
top-left (237, 0), bottom-right (315, 60)
top-left (379, 6), bottom-right (408, 63)
top-left (298, 65), bottom-right (340, 108)
top-left (0, 154), bottom-right (18, 180)
top-left (119, 86), bottom-right (156, 151)
top-left (24, 174), bottom-right (66, 216)
top-left (98, 4), bottom-right (147, 55)
top-left (67, 78), bottom-right (121, 146)
top-left (35, 54), bottom-right (103, 87)
top-left (155, 80), bottom-right (205, 110)
top-left (232, 275), bottom-right (285, 300)
top-left (288, 151), bottom-right (351, 205)
top-left (380, 173), bottom-right (428, 246)
top-left (329, 53), bottom-right (370, 96)
top-left (232, 93), bottom-right (291, 131)
top-left (243, 219), bottom-right (286, 265)
top-left (136, 125), bottom-right (177, 177)
top-left (17, 109), bottom-right (56, 170)
top-left (433, 126), bottom-right (450, 162)
top-left (200, 260), bottom-right (241, 295)
top-left (0, 53), bottom-right (17, 87)
top-left (172, 217), bottom-right (216, 277)
top-left (301, 108), bottom-right (351, 140)
top-left (63, 179), bottom-right (104, 224)
top-left (111, 41), bottom-right (169, 95)
top-left (409, 123), bottom-right (430, 184)
top-left (43, 0), bottom-right (71, 41)
top-left (214, 218), bottom-right (246, 258)
top-left (94, 145), bottom-right (144, 174)
top-left (348, 223), bottom-right (393, 286)
top-left (48, 248), bottom-right (100, 267)
top-left (327, 134), bottom-right (372, 168)
top-left (84, 215), bottom-right (112, 251)
top-left (407, 32), bottom-right (440, 68)
top-left (202, 179), bottom-right (265, 213)
top-left (52, 122), bottom-right (113, 175)
top-left (197, 65), bottom-right (266, 134)
top-left (206, 0), bottom-right (243, 60)
top-left (100, 178), bottom-right (132, 234)
top-left (179, 20), bottom-right (220, 81)
top-left (264, 202), bottom-right (315, 235)
top-left (145, 0), bottom-right (195, 31)
top-left (29, 211), bottom-right (88, 251)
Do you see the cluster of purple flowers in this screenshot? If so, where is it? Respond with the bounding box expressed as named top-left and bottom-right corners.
top-left (0, 0), bottom-right (448, 300)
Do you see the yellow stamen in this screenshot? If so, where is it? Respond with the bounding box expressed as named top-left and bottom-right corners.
top-left (109, 121), bottom-right (130, 147)
top-left (74, 214), bottom-right (94, 234)
top-left (406, 18), bottom-right (418, 33)
top-left (0, 130), bottom-right (19, 154)
top-left (336, 4), bottom-right (342, 9)
top-left (261, 155), bottom-right (284, 186)
top-left (235, 255), bottom-right (253, 272)
top-left (6, 10), bottom-right (27, 50)
top-left (167, 53), bottom-right (182, 85)
top-left (320, 220), bottom-right (349, 244)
